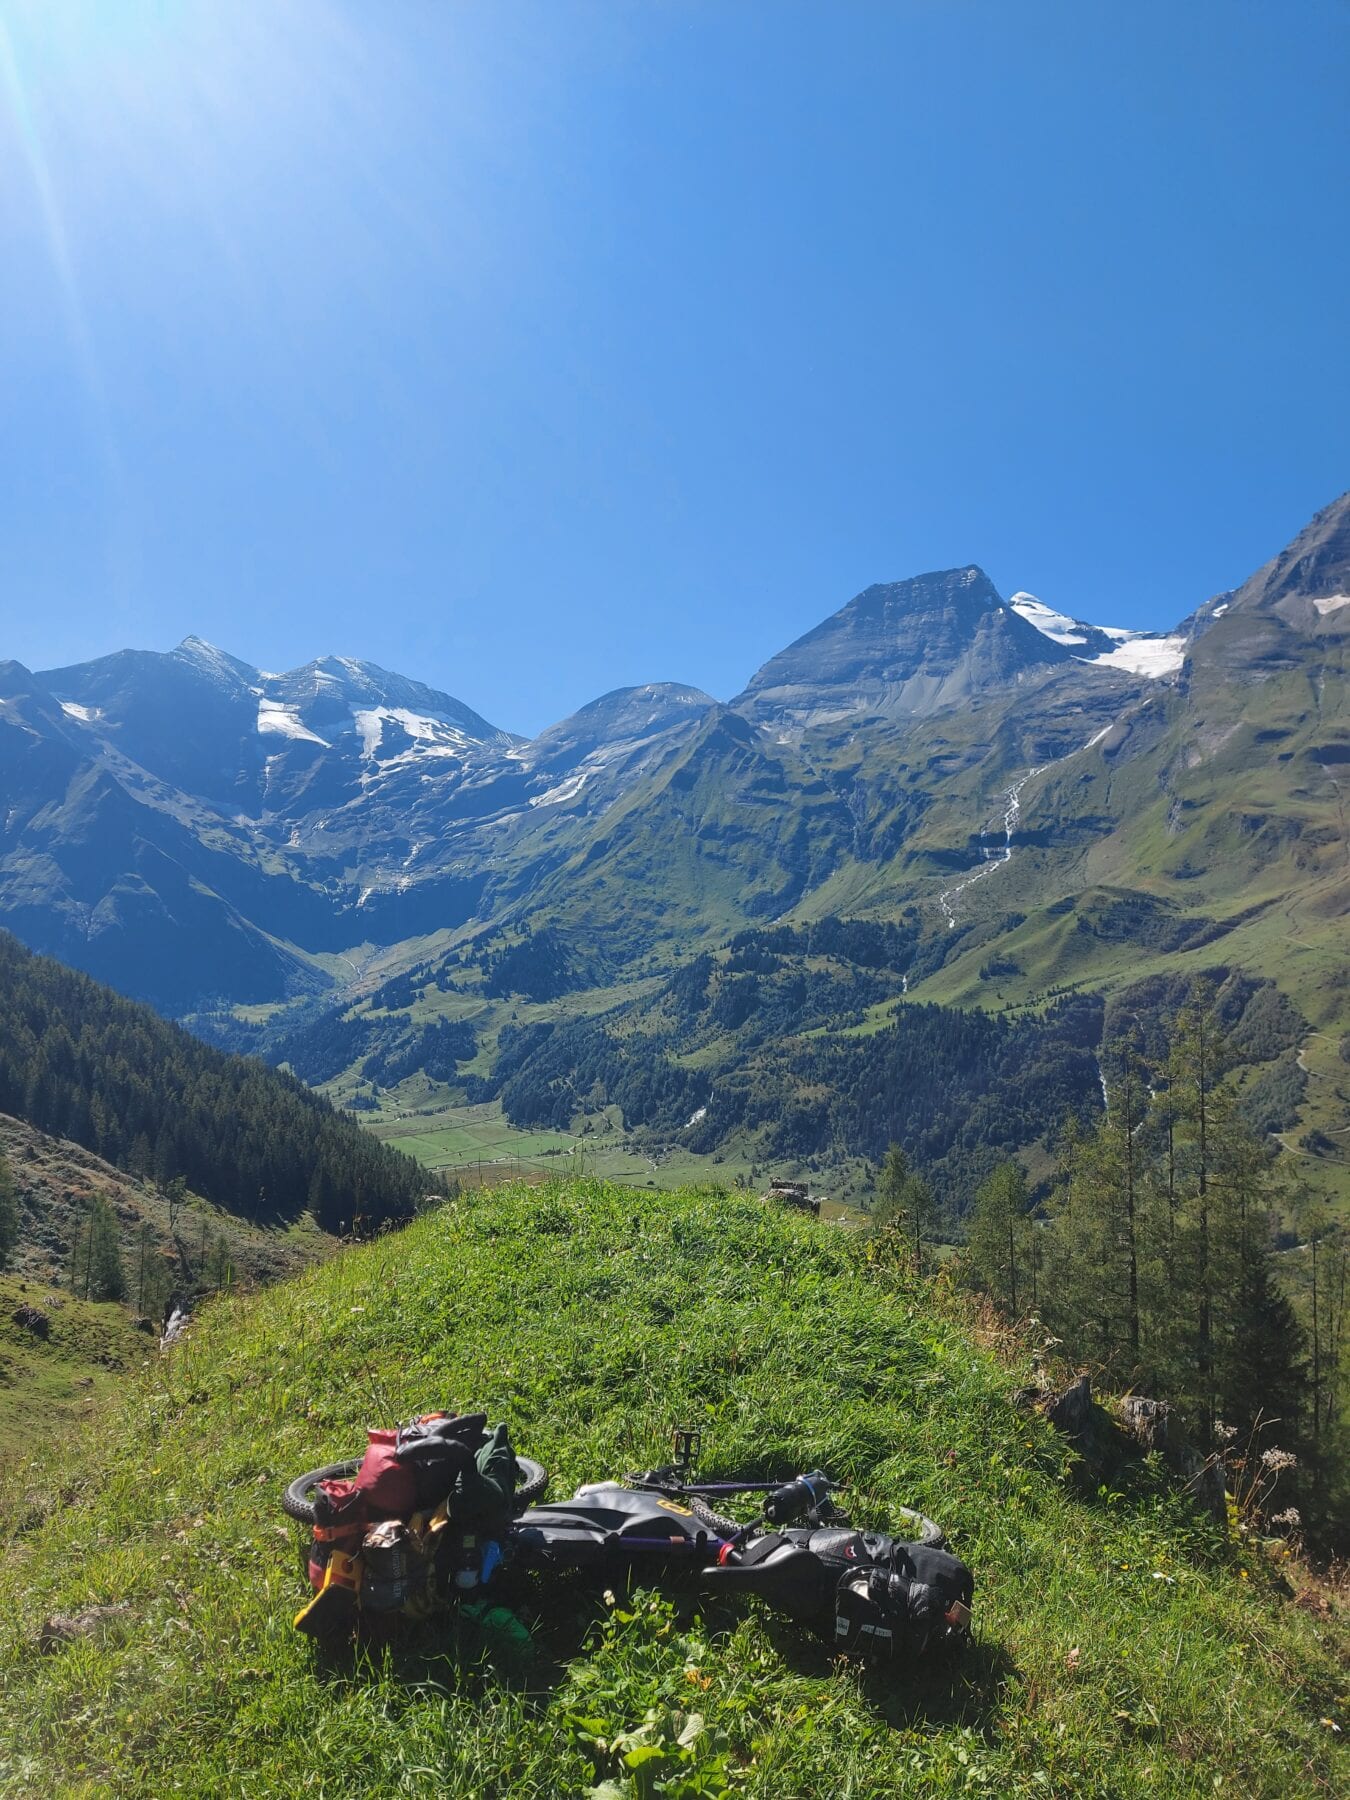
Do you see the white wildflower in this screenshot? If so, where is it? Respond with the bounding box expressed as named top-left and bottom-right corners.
top-left (1260, 1447), bottom-right (1297, 1471)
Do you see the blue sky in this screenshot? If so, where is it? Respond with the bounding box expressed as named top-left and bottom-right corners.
top-left (1, 0), bottom-right (1346, 735)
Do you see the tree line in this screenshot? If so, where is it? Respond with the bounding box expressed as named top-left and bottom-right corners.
top-left (953, 1003), bottom-right (1347, 1548)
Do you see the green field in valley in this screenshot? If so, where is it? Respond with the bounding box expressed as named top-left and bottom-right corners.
top-left (365, 1096), bottom-right (868, 1215)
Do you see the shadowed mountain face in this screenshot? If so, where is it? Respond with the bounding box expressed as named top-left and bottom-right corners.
top-left (734, 566), bottom-right (1074, 730)
top-left (0, 495), bottom-right (1345, 1018)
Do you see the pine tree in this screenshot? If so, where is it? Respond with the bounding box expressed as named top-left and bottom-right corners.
top-left (1164, 1004), bottom-right (1226, 1436)
top-left (1046, 1000), bottom-right (1312, 1472)
top-left (0, 1143), bottom-right (19, 1269)
top-left (902, 1169), bottom-right (939, 1272)
top-left (1044, 1063), bottom-right (1160, 1384)
top-left (86, 1196), bottom-right (126, 1302)
top-left (966, 1161), bottom-right (1031, 1317)
top-left (1216, 1232), bottom-right (1306, 1447)
top-left (872, 1143), bottom-right (939, 1268)
top-left (205, 1231), bottom-right (235, 1291)
top-left (1293, 1194), bottom-right (1348, 1454)
top-left (1290, 1202), bottom-right (1350, 1541)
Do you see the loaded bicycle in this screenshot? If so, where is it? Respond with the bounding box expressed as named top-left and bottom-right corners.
top-left (283, 1415), bottom-right (973, 1658)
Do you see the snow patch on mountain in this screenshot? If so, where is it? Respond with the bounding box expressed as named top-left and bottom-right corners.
top-left (59, 701), bottom-right (99, 723)
top-left (1009, 593), bottom-right (1088, 646)
top-left (1089, 636), bottom-right (1187, 677)
top-left (530, 769), bottom-right (592, 808)
top-left (351, 706), bottom-right (474, 760)
top-left (1313, 593), bottom-right (1350, 615)
top-left (256, 702), bottom-right (330, 746)
top-left (1010, 593), bottom-right (1186, 680)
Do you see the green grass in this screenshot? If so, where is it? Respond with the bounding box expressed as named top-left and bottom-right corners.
top-left (0, 1277), bottom-right (155, 1460)
top-left (0, 1182), bottom-right (1344, 1797)
top-left (367, 1099), bottom-right (579, 1169)
top-left (363, 1097), bottom-right (815, 1201)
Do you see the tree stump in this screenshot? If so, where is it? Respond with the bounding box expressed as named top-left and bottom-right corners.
top-left (1043, 1374), bottom-right (1092, 1436)
top-left (1120, 1396), bottom-right (1170, 1453)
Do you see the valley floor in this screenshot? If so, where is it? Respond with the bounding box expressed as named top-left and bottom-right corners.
top-left (364, 1094), bottom-right (864, 1211)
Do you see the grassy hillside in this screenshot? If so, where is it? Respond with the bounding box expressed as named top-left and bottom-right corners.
top-left (0, 1111), bottom-right (329, 1295)
top-left (0, 1275), bottom-right (152, 1462)
top-left (0, 1182), bottom-right (1343, 1797)
top-left (0, 929), bottom-right (438, 1238)
top-left (0, 1110), bottom-right (330, 1459)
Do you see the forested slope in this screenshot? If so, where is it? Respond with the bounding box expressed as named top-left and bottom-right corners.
top-left (0, 933), bottom-right (436, 1235)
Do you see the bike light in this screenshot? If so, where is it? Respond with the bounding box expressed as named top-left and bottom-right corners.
top-left (763, 1469), bottom-right (833, 1525)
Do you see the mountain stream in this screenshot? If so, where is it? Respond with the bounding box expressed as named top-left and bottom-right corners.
top-left (937, 765), bottom-right (1046, 929)
top-left (935, 717), bottom-right (1123, 931)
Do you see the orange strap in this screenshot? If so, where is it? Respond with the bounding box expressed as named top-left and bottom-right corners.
top-left (312, 1522), bottom-right (363, 1545)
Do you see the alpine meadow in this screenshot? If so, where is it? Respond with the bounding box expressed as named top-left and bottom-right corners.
top-left (0, 5), bottom-right (1347, 1797)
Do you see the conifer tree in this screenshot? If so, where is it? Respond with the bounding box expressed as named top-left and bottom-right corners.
top-left (872, 1143), bottom-right (938, 1269)
top-left (1294, 1194), bottom-right (1348, 1453)
top-left (1289, 1199), bottom-right (1349, 1539)
top-left (85, 1196), bottom-right (126, 1302)
top-left (0, 1143), bottom-right (19, 1269)
top-left (1044, 1000), bottom-right (1310, 1462)
top-left (205, 1231), bottom-right (235, 1290)
top-left (1164, 1003), bottom-right (1226, 1436)
top-left (1216, 1231), bottom-right (1306, 1446)
top-left (967, 1161), bottom-right (1031, 1317)
top-left (1044, 1059), bottom-right (1162, 1384)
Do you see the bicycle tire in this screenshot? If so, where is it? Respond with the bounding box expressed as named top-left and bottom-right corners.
top-left (513, 1454), bottom-right (548, 1507)
top-left (688, 1492), bottom-right (745, 1538)
top-left (893, 1505), bottom-right (946, 1548)
top-left (281, 1454), bottom-right (548, 1526)
top-left (282, 1460), bottom-right (358, 1525)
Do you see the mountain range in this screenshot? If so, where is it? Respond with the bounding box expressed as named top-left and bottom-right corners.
top-left (0, 490), bottom-right (1346, 1202)
top-left (9, 501), bottom-right (1338, 1006)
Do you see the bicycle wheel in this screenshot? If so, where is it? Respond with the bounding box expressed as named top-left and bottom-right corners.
top-left (281, 1454), bottom-right (549, 1524)
top-left (282, 1460), bottom-right (358, 1525)
top-left (512, 1455), bottom-right (548, 1507)
top-left (893, 1505), bottom-right (946, 1548)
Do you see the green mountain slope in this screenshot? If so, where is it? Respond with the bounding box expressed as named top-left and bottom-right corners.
top-left (0, 1108), bottom-right (327, 1297)
top-left (0, 931), bottom-right (437, 1241)
top-left (3, 498), bottom-right (1346, 1211)
top-left (2, 498), bottom-right (1343, 1025)
top-left (0, 1182), bottom-right (1342, 1797)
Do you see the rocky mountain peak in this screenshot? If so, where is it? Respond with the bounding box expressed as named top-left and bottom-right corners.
top-left (733, 564), bottom-right (1073, 730)
top-left (1229, 489), bottom-right (1350, 626)
top-left (171, 637), bottom-right (259, 691)
top-left (527, 682), bottom-right (714, 769)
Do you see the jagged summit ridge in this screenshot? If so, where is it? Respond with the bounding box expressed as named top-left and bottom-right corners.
top-left (1229, 488), bottom-right (1350, 623)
